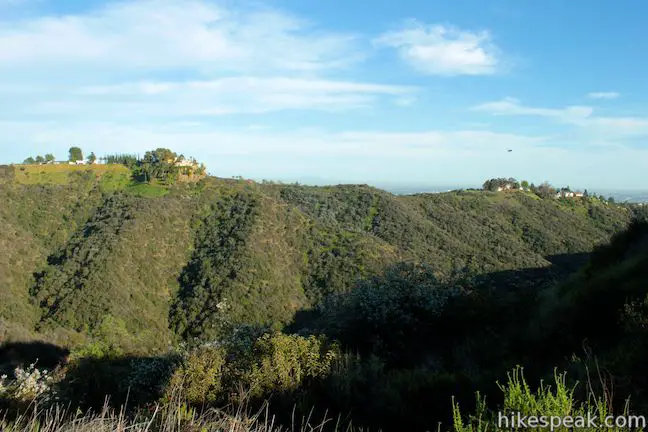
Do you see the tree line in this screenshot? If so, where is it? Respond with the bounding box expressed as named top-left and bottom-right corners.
top-left (482, 177), bottom-right (616, 202)
top-left (22, 147), bottom-right (95, 164)
top-left (20, 146), bottom-right (206, 185)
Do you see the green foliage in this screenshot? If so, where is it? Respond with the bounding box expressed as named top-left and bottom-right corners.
top-left (2, 168), bottom-right (647, 431)
top-left (21, 154), bottom-right (54, 165)
top-left (169, 191), bottom-right (259, 342)
top-left (165, 347), bottom-right (226, 405)
top-left (242, 332), bottom-right (338, 398)
top-left (482, 177), bottom-right (520, 191)
top-left (164, 331), bottom-right (337, 407)
top-left (0, 171), bottom-right (636, 347)
top-left (68, 147), bottom-right (83, 162)
top-left (318, 262), bottom-right (457, 366)
top-left (103, 153), bottom-right (139, 167)
top-left (129, 148), bottom-right (205, 185)
top-left (451, 367), bottom-right (633, 432)
top-left (125, 182), bottom-right (169, 197)
top-left (27, 191), bottom-right (196, 349)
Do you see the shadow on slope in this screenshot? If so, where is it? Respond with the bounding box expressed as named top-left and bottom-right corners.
top-left (0, 341), bottom-right (70, 375)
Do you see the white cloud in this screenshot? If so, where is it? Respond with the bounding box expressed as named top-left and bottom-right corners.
top-left (375, 20), bottom-right (500, 75)
top-left (587, 92), bottom-right (620, 100)
top-left (0, 1), bottom-right (420, 117)
top-left (0, 0), bottom-right (359, 75)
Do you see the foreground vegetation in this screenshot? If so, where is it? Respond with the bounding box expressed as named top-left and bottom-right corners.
top-left (2, 161), bottom-right (648, 430)
top-left (1, 368), bottom-right (640, 431)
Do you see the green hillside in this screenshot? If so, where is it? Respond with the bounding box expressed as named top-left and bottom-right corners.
top-left (0, 167), bottom-right (641, 346)
top-left (3, 164), bottom-right (648, 431)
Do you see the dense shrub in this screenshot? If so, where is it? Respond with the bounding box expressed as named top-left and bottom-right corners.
top-left (317, 262), bottom-right (459, 366)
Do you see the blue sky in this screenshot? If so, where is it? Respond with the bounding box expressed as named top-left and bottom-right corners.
top-left (1, 0), bottom-right (647, 189)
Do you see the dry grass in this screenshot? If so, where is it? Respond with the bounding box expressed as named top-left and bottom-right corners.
top-left (0, 399), bottom-right (360, 432)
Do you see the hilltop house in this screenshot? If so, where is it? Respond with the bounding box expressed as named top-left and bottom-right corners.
top-left (555, 189), bottom-right (585, 198)
top-left (496, 183), bottom-right (516, 192)
top-left (175, 159), bottom-right (197, 168)
top-left (496, 184), bottom-right (528, 192)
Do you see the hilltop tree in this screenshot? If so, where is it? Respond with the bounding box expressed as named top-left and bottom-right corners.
top-left (45, 154), bottom-right (55, 162)
top-left (69, 147), bottom-right (84, 162)
top-left (23, 157), bottom-right (36, 164)
top-left (143, 148), bottom-right (177, 165)
top-left (87, 152), bottom-right (97, 164)
top-left (35, 155), bottom-right (45, 164)
top-left (521, 180), bottom-right (529, 189)
top-left (536, 182), bottom-right (556, 199)
top-left (482, 177), bottom-right (520, 192)
top-left (104, 154), bottom-right (139, 168)
top-left (134, 148), bottom-right (179, 184)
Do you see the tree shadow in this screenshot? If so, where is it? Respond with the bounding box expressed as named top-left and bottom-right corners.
top-left (0, 341), bottom-right (70, 375)
top-left (56, 354), bottom-right (181, 412)
top-left (283, 252), bottom-right (599, 431)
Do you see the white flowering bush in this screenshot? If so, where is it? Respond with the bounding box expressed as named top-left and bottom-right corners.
top-left (0, 373), bottom-right (8, 396)
top-left (0, 363), bottom-right (55, 402)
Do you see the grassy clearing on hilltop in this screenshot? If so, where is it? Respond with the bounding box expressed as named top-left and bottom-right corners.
top-left (12, 164), bottom-right (131, 190)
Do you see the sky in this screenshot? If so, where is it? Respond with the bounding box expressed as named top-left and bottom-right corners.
top-left (1, 0), bottom-right (647, 190)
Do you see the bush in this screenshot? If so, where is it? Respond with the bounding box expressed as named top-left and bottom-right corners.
top-left (164, 347), bottom-right (225, 406)
top-left (451, 367), bottom-right (629, 432)
top-left (318, 262), bottom-right (459, 366)
top-left (242, 332), bottom-right (338, 398)
top-left (0, 364), bottom-right (54, 403)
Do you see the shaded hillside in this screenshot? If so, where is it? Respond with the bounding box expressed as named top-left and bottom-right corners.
top-left (533, 220), bottom-right (648, 407)
top-left (0, 169), bottom-right (640, 346)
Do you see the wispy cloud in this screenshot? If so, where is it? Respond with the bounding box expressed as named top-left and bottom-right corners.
top-left (587, 92), bottom-right (620, 100)
top-left (0, 0), bottom-right (419, 117)
top-left (375, 20), bottom-right (501, 75)
top-left (472, 97), bottom-right (648, 140)
top-left (61, 77), bottom-right (415, 117)
top-left (471, 97), bottom-right (593, 121)
top-left (0, 0), bottom-right (359, 75)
